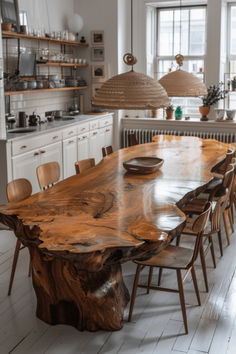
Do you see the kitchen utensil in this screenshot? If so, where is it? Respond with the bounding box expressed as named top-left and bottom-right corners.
top-left (15, 81), bottom-right (28, 91)
top-left (36, 80), bottom-right (44, 89)
top-left (19, 112), bottom-right (28, 127)
top-left (29, 113), bottom-right (40, 126)
top-left (1, 23), bottom-right (12, 31)
top-left (27, 80), bottom-right (37, 89)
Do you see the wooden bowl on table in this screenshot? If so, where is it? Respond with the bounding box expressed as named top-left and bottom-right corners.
top-left (123, 156), bottom-right (164, 174)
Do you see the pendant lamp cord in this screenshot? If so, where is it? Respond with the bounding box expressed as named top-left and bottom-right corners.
top-left (180, 0), bottom-right (182, 54)
top-left (131, 0), bottom-right (134, 70)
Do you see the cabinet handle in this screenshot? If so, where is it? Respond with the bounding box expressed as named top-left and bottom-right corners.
top-left (68, 131), bottom-right (74, 135)
top-left (81, 128), bottom-right (85, 131)
top-left (106, 128), bottom-right (110, 132)
top-left (82, 135), bottom-right (87, 139)
top-left (20, 145), bottom-right (27, 150)
top-left (53, 136), bottom-right (59, 140)
top-left (93, 132), bottom-right (97, 136)
top-left (68, 140), bottom-right (74, 144)
top-left (34, 152), bottom-right (39, 156)
top-left (40, 150), bottom-right (46, 154)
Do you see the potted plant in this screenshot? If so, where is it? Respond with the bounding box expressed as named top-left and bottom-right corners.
top-left (199, 82), bottom-right (227, 121)
top-left (166, 104), bottom-right (174, 119)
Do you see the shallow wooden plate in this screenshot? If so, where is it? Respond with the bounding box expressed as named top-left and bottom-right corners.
top-left (123, 156), bottom-right (164, 174)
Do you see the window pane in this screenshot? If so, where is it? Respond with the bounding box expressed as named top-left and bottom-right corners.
top-left (189, 8), bottom-right (206, 55)
top-left (174, 10), bottom-right (189, 55)
top-left (230, 7), bottom-right (236, 55)
top-left (158, 10), bottom-right (173, 55)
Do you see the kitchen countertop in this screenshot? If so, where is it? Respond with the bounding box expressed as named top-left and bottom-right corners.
top-left (3, 113), bottom-right (113, 142)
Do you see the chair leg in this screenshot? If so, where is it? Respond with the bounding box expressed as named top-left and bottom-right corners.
top-left (231, 205), bottom-right (234, 222)
top-left (176, 269), bottom-right (188, 334)
top-left (217, 230), bottom-right (223, 257)
top-left (199, 239), bottom-right (209, 292)
top-left (228, 209), bottom-right (234, 233)
top-left (8, 239), bottom-right (21, 296)
top-left (28, 259), bottom-right (33, 277)
top-left (223, 211), bottom-right (231, 245)
top-left (191, 266), bottom-right (201, 306)
top-left (176, 235), bottom-right (181, 246)
top-left (209, 236), bottom-right (216, 268)
top-left (147, 266), bottom-right (153, 294)
top-left (158, 268), bottom-right (163, 286)
top-left (128, 264), bottom-right (142, 322)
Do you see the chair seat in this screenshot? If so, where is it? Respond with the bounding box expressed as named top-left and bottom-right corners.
top-left (134, 245), bottom-right (193, 270)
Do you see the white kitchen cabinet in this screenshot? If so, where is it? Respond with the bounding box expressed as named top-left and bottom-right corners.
top-left (77, 133), bottom-right (89, 161)
top-left (39, 141), bottom-right (62, 172)
top-left (12, 148), bottom-right (41, 193)
top-left (89, 130), bottom-right (100, 163)
top-left (63, 137), bottom-right (77, 179)
top-left (0, 114), bottom-right (114, 203)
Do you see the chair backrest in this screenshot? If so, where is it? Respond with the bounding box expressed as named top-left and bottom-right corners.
top-left (128, 133), bottom-right (138, 146)
top-left (37, 161), bottom-right (60, 190)
top-left (190, 202), bottom-right (212, 265)
top-left (102, 146), bottom-right (113, 158)
top-left (217, 148), bottom-right (235, 174)
top-left (75, 158), bottom-right (95, 175)
top-left (7, 178), bottom-right (32, 203)
top-left (210, 193), bottom-right (228, 232)
top-left (222, 163), bottom-right (235, 189)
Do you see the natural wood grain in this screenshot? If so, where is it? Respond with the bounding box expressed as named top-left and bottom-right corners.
top-left (0, 136), bottom-right (232, 331)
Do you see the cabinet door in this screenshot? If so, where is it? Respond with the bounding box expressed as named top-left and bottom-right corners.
top-left (39, 141), bottom-right (63, 179)
top-left (105, 125), bottom-right (113, 147)
top-left (89, 130), bottom-right (100, 163)
top-left (63, 137), bottom-right (77, 179)
top-left (12, 149), bottom-right (40, 194)
top-left (77, 133), bottom-right (89, 161)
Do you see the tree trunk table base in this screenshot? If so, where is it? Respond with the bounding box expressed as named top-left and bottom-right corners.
top-left (31, 247), bottom-right (130, 331)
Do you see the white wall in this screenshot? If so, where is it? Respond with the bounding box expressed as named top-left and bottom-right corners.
top-left (18, 0), bottom-right (74, 32)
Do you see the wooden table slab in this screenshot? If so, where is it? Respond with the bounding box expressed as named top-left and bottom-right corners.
top-left (0, 136), bottom-right (231, 331)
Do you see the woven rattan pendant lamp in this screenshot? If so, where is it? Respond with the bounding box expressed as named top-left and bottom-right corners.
top-left (159, 2), bottom-right (207, 97)
top-left (92, 0), bottom-right (169, 110)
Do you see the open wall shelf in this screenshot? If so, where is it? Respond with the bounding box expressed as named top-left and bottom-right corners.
top-left (4, 86), bottom-right (88, 96)
top-left (2, 31), bottom-right (89, 47)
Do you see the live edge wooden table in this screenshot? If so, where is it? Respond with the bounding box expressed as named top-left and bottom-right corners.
top-left (0, 136), bottom-right (232, 332)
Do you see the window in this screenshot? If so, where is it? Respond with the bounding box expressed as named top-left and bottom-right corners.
top-left (157, 6), bottom-right (207, 116)
top-left (227, 3), bottom-right (236, 108)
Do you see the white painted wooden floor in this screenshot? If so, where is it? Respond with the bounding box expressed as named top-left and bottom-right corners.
top-left (1, 222), bottom-right (236, 354)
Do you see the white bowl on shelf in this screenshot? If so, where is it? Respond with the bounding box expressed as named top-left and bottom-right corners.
top-left (226, 109), bottom-right (235, 120)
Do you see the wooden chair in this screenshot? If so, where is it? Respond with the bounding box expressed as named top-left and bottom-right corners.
top-left (102, 146), bottom-right (113, 158)
top-left (128, 202), bottom-right (212, 334)
top-left (211, 148), bottom-right (235, 178)
top-left (37, 161), bottom-right (60, 190)
top-left (177, 192), bottom-right (228, 293)
top-left (6, 178), bottom-right (32, 295)
top-left (75, 158), bottom-right (95, 175)
top-left (182, 163), bottom-right (235, 246)
top-left (128, 133), bottom-right (138, 146)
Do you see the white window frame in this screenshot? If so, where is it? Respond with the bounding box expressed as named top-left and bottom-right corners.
top-left (156, 4), bottom-right (207, 78)
top-left (228, 2), bottom-right (236, 72)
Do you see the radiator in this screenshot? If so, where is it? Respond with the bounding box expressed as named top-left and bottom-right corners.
top-left (122, 128), bottom-right (236, 147)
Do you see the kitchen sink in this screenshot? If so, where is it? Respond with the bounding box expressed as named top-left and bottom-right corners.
top-left (61, 116), bottom-right (75, 121)
top-left (8, 128), bottom-right (37, 134)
